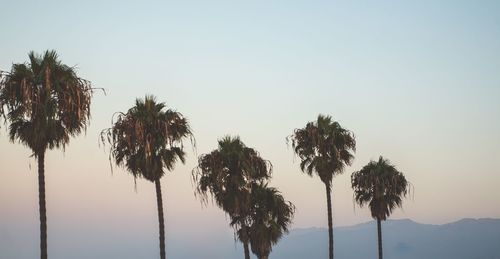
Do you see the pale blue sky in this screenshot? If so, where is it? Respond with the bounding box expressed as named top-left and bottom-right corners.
top-left (1, 1), bottom-right (500, 258)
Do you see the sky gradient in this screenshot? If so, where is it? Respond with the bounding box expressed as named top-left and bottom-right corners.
top-left (1, 0), bottom-right (500, 258)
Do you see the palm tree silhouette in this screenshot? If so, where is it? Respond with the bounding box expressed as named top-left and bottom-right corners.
top-left (193, 136), bottom-right (272, 259)
top-left (246, 182), bottom-right (295, 259)
top-left (101, 95), bottom-right (193, 259)
top-left (351, 156), bottom-right (410, 259)
top-left (289, 114), bottom-right (356, 259)
top-left (0, 50), bottom-right (95, 259)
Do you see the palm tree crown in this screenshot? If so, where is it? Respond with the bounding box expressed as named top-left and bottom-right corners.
top-left (193, 136), bottom-right (272, 211)
top-left (0, 50), bottom-right (93, 154)
top-left (351, 156), bottom-right (409, 221)
top-left (289, 114), bottom-right (356, 185)
top-left (247, 182), bottom-right (295, 259)
top-left (101, 95), bottom-right (193, 181)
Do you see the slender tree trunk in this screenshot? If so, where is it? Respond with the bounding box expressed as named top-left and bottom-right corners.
top-left (325, 184), bottom-right (334, 259)
top-left (377, 218), bottom-right (383, 259)
top-left (38, 150), bottom-right (48, 259)
top-left (237, 223), bottom-right (251, 259)
top-left (155, 179), bottom-right (166, 259)
top-left (243, 238), bottom-right (250, 259)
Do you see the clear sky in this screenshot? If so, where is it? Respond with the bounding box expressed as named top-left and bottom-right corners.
top-left (1, 0), bottom-right (500, 258)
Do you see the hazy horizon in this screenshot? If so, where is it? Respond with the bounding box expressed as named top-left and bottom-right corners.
top-left (1, 0), bottom-right (500, 258)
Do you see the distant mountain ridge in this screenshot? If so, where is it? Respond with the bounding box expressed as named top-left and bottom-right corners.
top-left (3, 218), bottom-right (499, 258)
top-left (269, 218), bottom-right (500, 259)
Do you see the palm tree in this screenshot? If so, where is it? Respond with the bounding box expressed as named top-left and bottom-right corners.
top-left (100, 95), bottom-right (193, 259)
top-left (192, 136), bottom-right (272, 259)
top-left (288, 114), bottom-right (356, 259)
top-left (351, 156), bottom-right (410, 259)
top-left (246, 183), bottom-right (295, 259)
top-left (0, 50), bottom-right (95, 259)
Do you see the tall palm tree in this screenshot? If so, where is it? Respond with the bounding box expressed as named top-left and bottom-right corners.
top-left (0, 50), bottom-right (94, 259)
top-left (193, 136), bottom-right (272, 259)
top-left (288, 114), bottom-right (356, 259)
top-left (246, 183), bottom-right (295, 259)
top-left (100, 95), bottom-right (193, 259)
top-left (351, 156), bottom-right (410, 259)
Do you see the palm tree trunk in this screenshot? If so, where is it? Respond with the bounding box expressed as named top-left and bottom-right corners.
top-left (155, 179), bottom-right (166, 259)
top-left (377, 217), bottom-right (383, 259)
top-left (238, 224), bottom-right (250, 259)
top-left (38, 150), bottom-right (47, 259)
top-left (325, 184), bottom-right (334, 259)
top-left (243, 238), bottom-right (250, 259)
